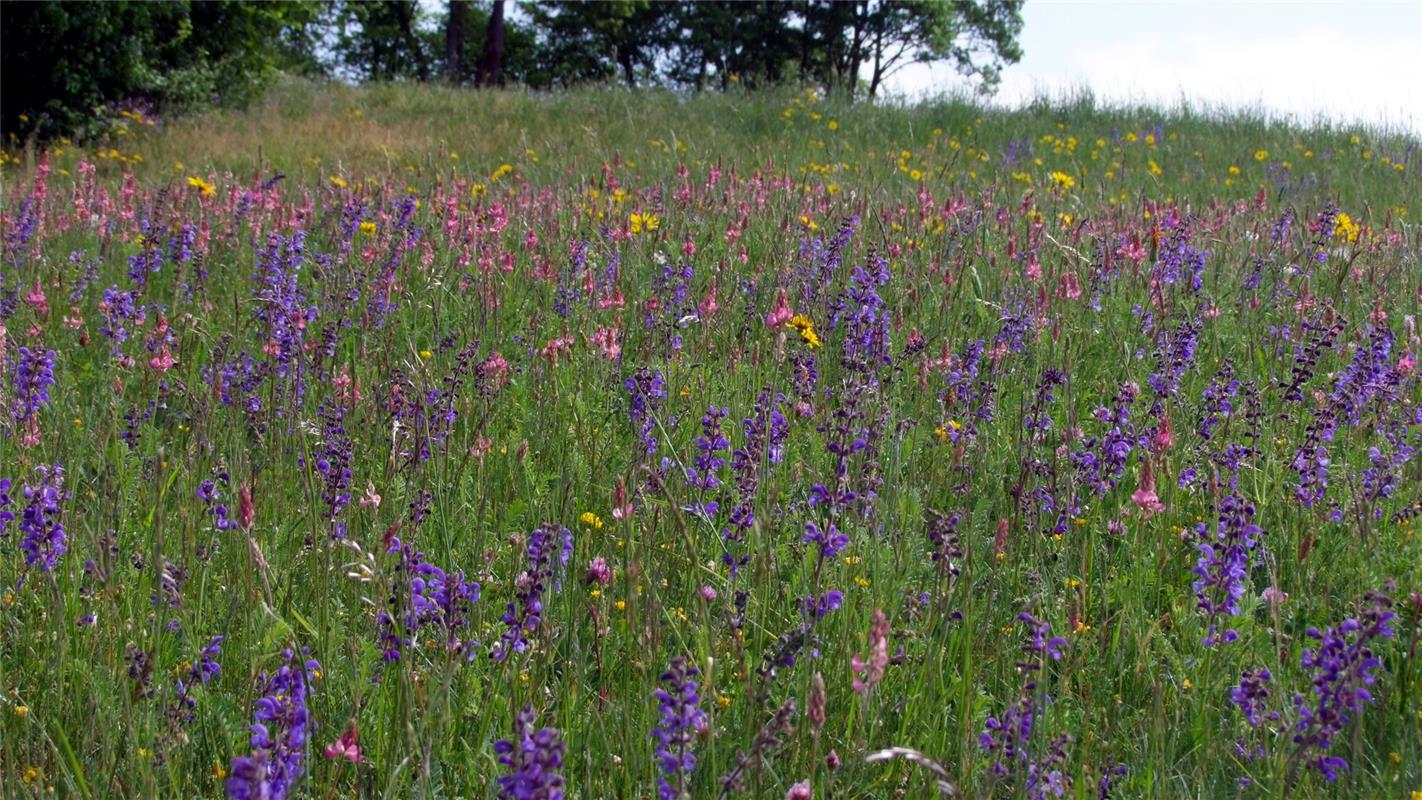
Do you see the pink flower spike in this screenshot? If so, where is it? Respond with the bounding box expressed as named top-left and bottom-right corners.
top-left (766, 287), bottom-right (794, 329)
top-left (1151, 415), bottom-right (1174, 453)
top-left (699, 283), bottom-right (719, 318)
top-left (325, 721), bottom-right (365, 763)
top-left (851, 609), bottom-right (890, 694)
top-left (1131, 461), bottom-right (1165, 516)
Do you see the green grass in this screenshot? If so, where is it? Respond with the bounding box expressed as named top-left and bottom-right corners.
top-left (0, 80), bottom-right (1420, 799)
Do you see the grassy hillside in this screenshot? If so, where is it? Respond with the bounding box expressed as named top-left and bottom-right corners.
top-left (6, 79), bottom-right (1419, 210)
top-left (1, 81), bottom-right (1420, 799)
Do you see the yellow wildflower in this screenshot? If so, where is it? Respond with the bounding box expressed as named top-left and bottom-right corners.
top-left (787, 314), bottom-right (821, 349)
top-left (1333, 212), bottom-right (1360, 243)
top-left (186, 176), bottom-right (216, 198)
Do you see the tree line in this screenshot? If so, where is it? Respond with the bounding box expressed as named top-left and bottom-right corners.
top-left (1, 1), bottom-right (1024, 143)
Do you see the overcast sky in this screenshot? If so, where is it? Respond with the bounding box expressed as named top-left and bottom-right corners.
top-left (885, 0), bottom-right (1422, 132)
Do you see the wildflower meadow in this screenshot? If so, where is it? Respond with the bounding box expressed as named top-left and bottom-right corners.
top-left (1, 84), bottom-right (1420, 798)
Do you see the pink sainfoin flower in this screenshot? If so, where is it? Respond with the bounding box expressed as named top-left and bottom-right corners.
top-left (1151, 414), bottom-right (1174, 453)
top-left (481, 352), bottom-right (511, 389)
top-left (785, 782), bottom-right (812, 800)
top-left (325, 721), bottom-right (365, 763)
top-left (851, 608), bottom-right (890, 693)
top-left (1131, 460), bottom-right (1165, 516)
top-left (237, 483), bottom-right (255, 531)
top-left (470, 436), bottom-right (493, 460)
top-left (24, 280), bottom-right (48, 316)
top-left (148, 346), bottom-right (176, 373)
top-left (597, 287), bottom-right (626, 309)
top-left (765, 287), bottom-right (794, 329)
top-left (333, 366), bottom-right (362, 403)
top-left (1057, 270), bottom-right (1082, 300)
top-left (358, 481), bottom-right (381, 510)
top-left (19, 416), bottom-right (42, 449)
top-left (1260, 586), bottom-right (1289, 609)
top-left (1024, 254), bottom-right (1042, 282)
top-left (1397, 351), bottom-right (1416, 376)
top-left (585, 556), bottom-right (612, 586)
top-left (699, 283), bottom-right (719, 318)
top-left (593, 326), bottom-right (622, 360)
top-left (610, 478), bottom-right (634, 520)
top-left (1117, 236), bottom-right (1147, 262)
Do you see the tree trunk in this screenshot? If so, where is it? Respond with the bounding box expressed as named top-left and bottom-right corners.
top-left (845, 0), bottom-right (867, 98)
top-left (868, 26), bottom-right (884, 98)
top-left (392, 1), bottom-right (430, 81)
top-left (475, 0), bottom-right (505, 87)
top-left (617, 45), bottom-right (637, 87)
top-left (445, 0), bottom-right (467, 84)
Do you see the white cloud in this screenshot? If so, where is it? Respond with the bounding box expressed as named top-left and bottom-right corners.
top-left (886, 5), bottom-right (1421, 132)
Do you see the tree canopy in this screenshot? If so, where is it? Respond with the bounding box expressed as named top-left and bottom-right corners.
top-left (1, 0), bottom-right (1024, 143)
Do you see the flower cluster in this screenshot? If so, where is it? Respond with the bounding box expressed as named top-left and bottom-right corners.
top-left (10, 345), bottom-right (57, 423)
top-left (493, 525), bottom-right (572, 661)
top-left (981, 613), bottom-right (1069, 796)
top-left (314, 402), bottom-right (354, 538)
top-left (1290, 593), bottom-right (1396, 782)
top-left (1192, 492), bottom-right (1266, 646)
top-left (684, 405), bottom-right (729, 517)
top-left (651, 658), bottom-right (708, 799)
top-left (378, 537), bottom-right (481, 662)
top-left (494, 705), bottom-right (567, 800)
top-left (172, 635), bottom-right (224, 724)
top-left (226, 649), bottom-right (321, 800)
top-left (626, 368), bottom-right (667, 455)
top-left (197, 472), bottom-right (236, 531)
top-left (18, 464), bottom-right (67, 574)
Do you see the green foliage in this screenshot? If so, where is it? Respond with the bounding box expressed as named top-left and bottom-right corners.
top-left (2, 1), bottom-right (1027, 142)
top-left (1, 83), bottom-right (1418, 799)
top-left (0, 1), bottom-right (319, 143)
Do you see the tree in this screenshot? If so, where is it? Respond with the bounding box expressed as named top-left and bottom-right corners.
top-left (474, 0), bottom-right (506, 87)
top-left (446, 0), bottom-right (469, 84)
top-left (522, 1), bottom-right (674, 88)
top-left (864, 0), bottom-right (1024, 97)
top-left (328, 0), bottom-right (436, 82)
top-left (798, 0), bottom-right (1023, 98)
top-left (1, 1), bottom-right (321, 143)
